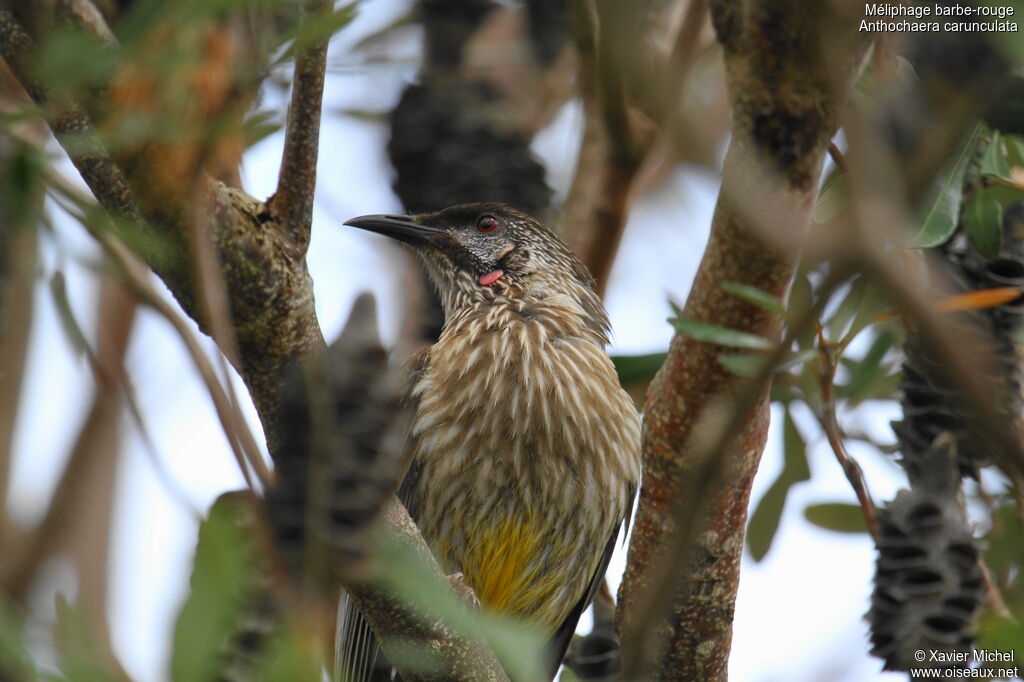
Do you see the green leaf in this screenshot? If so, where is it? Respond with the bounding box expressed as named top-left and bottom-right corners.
top-left (909, 124), bottom-right (983, 248)
top-left (668, 298), bottom-right (684, 319)
top-left (980, 130), bottom-right (1012, 180)
top-left (747, 410), bottom-right (809, 561)
top-left (976, 617), bottom-right (1024, 665)
top-left (836, 329), bottom-right (898, 405)
top-left (50, 272), bottom-right (91, 359)
top-left (379, 541), bottom-right (547, 682)
top-left (982, 502), bottom-right (1024, 574)
top-left (611, 353), bottom-right (666, 386)
top-left (1005, 133), bottom-right (1024, 166)
top-left (0, 601), bottom-right (38, 681)
top-left (841, 280), bottom-right (891, 350)
top-left (721, 349), bottom-right (816, 379)
top-left (804, 503), bottom-right (869, 534)
top-left (826, 277), bottom-right (865, 342)
top-left (287, 5), bottom-right (359, 54)
top-left (963, 188), bottom-right (1005, 258)
top-left (748, 479), bottom-right (789, 561)
top-left (719, 353), bottom-right (763, 378)
top-left (669, 317), bottom-right (773, 351)
top-left (54, 595), bottom-right (121, 682)
top-left (783, 409), bottom-right (810, 481)
top-left (721, 282), bottom-right (785, 314)
top-left (251, 629), bottom-right (320, 682)
top-left (242, 110), bottom-right (283, 148)
top-left (814, 170), bottom-right (848, 224)
top-left (171, 495), bottom-right (262, 682)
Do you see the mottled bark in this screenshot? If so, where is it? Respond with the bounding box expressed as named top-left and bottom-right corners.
top-left (0, 4), bottom-right (514, 678)
top-left (617, 1), bottom-right (867, 680)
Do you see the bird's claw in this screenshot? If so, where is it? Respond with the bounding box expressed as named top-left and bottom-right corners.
top-left (448, 572), bottom-right (480, 609)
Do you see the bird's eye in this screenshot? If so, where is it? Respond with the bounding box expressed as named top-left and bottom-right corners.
top-left (476, 216), bottom-right (498, 233)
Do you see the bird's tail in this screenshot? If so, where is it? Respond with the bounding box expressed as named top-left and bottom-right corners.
top-left (335, 591), bottom-right (388, 682)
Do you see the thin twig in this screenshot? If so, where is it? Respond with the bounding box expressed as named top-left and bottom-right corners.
top-left (46, 174), bottom-right (272, 490)
top-left (269, 0), bottom-right (333, 249)
top-left (828, 141), bottom-right (848, 174)
top-left (978, 558), bottom-right (1014, 621)
top-left (814, 324), bottom-right (879, 540)
top-left (183, 193), bottom-right (272, 488)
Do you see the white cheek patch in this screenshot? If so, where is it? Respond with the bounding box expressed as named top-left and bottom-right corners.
top-left (496, 243), bottom-right (515, 260)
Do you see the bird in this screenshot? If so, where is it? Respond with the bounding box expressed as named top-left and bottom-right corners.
top-left (337, 202), bottom-right (641, 681)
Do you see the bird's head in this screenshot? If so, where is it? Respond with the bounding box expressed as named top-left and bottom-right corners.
top-left (344, 203), bottom-right (608, 339)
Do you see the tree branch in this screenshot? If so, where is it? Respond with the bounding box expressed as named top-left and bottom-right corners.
top-left (268, 0), bottom-right (332, 250)
top-left (342, 499), bottom-right (511, 682)
top-left (617, 1), bottom-right (868, 679)
top-left (561, 0), bottom-right (669, 295)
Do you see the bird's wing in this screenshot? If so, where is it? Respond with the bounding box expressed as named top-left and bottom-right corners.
top-left (546, 482), bottom-right (637, 678)
top-left (334, 459), bottom-right (424, 682)
top-left (335, 352), bottom-right (431, 682)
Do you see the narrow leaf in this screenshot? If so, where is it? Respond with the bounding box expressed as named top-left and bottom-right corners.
top-left (748, 410), bottom-right (808, 560)
top-left (838, 278), bottom-right (891, 350)
top-left (50, 272), bottom-right (91, 359)
top-left (836, 329), bottom-right (897, 405)
top-left (0, 602), bottom-right (38, 681)
top-left (783, 409), bottom-right (810, 481)
top-left (804, 503), bottom-right (870, 534)
top-left (53, 596), bottom-right (119, 682)
top-left (814, 170), bottom-right (848, 224)
top-left (936, 287), bottom-right (1022, 312)
top-left (670, 317), bottom-right (773, 351)
top-left (980, 130), bottom-right (1011, 180)
top-left (611, 353), bottom-right (666, 386)
top-left (171, 496), bottom-right (261, 682)
top-left (909, 124), bottom-right (983, 248)
top-left (722, 282), bottom-right (785, 314)
top-left (963, 189), bottom-right (1004, 258)
top-left (719, 353), bottom-right (763, 378)
top-left (747, 479), bottom-right (789, 561)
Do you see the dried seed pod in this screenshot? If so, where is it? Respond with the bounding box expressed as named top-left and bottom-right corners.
top-left (869, 484), bottom-right (984, 674)
top-left (893, 232), bottom-right (1024, 482)
top-left (388, 81), bottom-right (553, 218)
top-left (266, 293), bottom-right (411, 585)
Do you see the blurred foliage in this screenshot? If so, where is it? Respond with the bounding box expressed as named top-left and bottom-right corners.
top-left (909, 124), bottom-right (981, 248)
top-left (747, 408), bottom-right (809, 561)
top-left (612, 74), bottom-right (1024, 610)
top-left (378, 539), bottom-right (547, 682)
top-left (53, 595), bottom-right (124, 682)
top-left (3, 0), bottom-right (1024, 678)
top-left (171, 495), bottom-right (263, 682)
top-left (0, 600), bottom-right (38, 681)
top-left (802, 503), bottom-right (870, 535)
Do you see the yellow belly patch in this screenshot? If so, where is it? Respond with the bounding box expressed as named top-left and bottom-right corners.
top-left (440, 517), bottom-right (571, 629)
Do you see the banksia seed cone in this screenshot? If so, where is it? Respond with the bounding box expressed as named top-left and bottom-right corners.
top-left (266, 293), bottom-right (410, 584)
top-left (869, 473), bottom-right (984, 672)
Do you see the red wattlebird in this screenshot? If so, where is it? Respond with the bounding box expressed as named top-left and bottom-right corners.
top-left (338, 203), bottom-right (641, 681)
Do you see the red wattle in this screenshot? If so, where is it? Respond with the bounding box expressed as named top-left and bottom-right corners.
top-left (478, 270), bottom-right (504, 286)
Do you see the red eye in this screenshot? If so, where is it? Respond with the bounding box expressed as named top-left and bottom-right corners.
top-left (477, 216), bottom-right (498, 232)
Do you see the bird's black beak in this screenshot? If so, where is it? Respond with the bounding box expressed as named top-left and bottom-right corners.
top-left (344, 214), bottom-right (453, 250)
